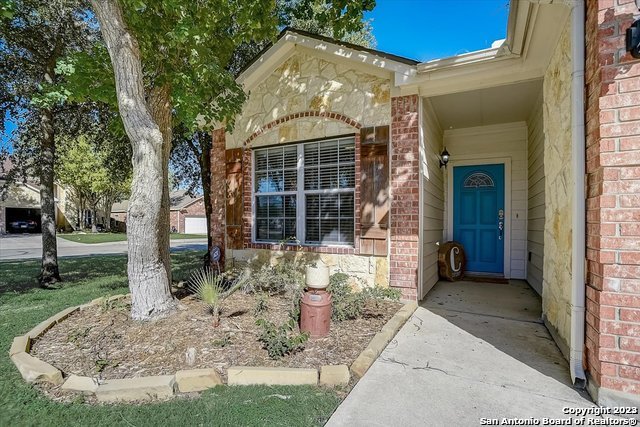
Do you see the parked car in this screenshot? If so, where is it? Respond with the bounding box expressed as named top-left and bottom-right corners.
top-left (8, 220), bottom-right (37, 233)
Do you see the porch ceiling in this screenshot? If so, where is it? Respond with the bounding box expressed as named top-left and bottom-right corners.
top-left (429, 79), bottom-right (542, 130)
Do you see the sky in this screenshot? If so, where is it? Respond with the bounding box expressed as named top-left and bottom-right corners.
top-left (365, 0), bottom-right (510, 61)
top-left (1, 1), bottom-right (509, 148)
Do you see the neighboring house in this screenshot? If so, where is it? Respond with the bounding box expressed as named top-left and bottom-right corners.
top-left (207, 2), bottom-right (640, 409)
top-left (111, 190), bottom-right (206, 234)
top-left (0, 160), bottom-right (73, 234)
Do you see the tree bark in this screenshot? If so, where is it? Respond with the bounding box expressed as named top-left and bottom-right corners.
top-left (201, 137), bottom-right (213, 257)
top-left (103, 194), bottom-right (113, 231)
top-left (39, 104), bottom-right (61, 286)
top-left (91, 206), bottom-right (97, 232)
top-left (147, 84), bottom-right (173, 286)
top-left (91, 0), bottom-right (175, 320)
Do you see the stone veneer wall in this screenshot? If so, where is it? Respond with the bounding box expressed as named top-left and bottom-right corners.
top-left (541, 22), bottom-right (574, 352)
top-left (584, 0), bottom-right (640, 404)
top-left (526, 95), bottom-right (545, 296)
top-left (226, 51), bottom-right (390, 149)
top-left (212, 51), bottom-right (401, 291)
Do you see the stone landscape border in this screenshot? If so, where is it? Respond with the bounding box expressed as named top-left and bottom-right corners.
top-left (9, 295), bottom-right (418, 403)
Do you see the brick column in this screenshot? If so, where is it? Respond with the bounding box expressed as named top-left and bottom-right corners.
top-left (390, 95), bottom-right (420, 300)
top-left (584, 0), bottom-right (640, 404)
top-left (210, 128), bottom-right (226, 264)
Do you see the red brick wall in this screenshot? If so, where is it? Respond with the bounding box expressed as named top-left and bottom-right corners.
top-left (169, 211), bottom-right (179, 233)
top-left (585, 0), bottom-right (640, 396)
top-left (390, 95), bottom-right (420, 300)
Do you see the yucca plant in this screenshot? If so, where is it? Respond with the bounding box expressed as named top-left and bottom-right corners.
top-left (188, 267), bottom-right (244, 327)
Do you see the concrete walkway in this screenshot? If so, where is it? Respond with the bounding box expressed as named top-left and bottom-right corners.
top-left (0, 234), bottom-right (207, 260)
top-left (327, 280), bottom-right (599, 426)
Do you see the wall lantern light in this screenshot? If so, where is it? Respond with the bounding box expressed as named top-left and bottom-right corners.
top-left (439, 148), bottom-right (450, 169)
top-left (627, 16), bottom-right (640, 59)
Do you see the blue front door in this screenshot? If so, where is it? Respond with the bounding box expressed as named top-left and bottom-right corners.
top-left (453, 164), bottom-right (505, 274)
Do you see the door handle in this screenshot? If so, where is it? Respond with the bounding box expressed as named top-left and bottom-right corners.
top-left (498, 221), bottom-right (504, 240)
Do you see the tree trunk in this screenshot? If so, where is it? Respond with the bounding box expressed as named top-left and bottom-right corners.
top-left (91, 0), bottom-right (175, 320)
top-left (103, 195), bottom-right (113, 231)
top-left (147, 84), bottom-right (173, 287)
top-left (39, 105), bottom-right (61, 286)
top-left (91, 206), bottom-right (97, 233)
top-left (199, 133), bottom-right (214, 265)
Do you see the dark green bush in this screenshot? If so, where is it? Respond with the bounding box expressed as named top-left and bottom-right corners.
top-left (255, 316), bottom-right (309, 359)
top-left (253, 292), bottom-right (269, 316)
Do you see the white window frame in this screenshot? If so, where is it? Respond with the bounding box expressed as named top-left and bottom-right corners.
top-left (251, 136), bottom-right (356, 247)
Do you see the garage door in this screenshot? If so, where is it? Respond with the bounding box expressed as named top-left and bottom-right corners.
top-left (184, 216), bottom-right (207, 234)
top-left (5, 207), bottom-right (41, 233)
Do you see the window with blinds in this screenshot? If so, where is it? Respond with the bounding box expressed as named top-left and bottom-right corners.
top-left (253, 137), bottom-right (355, 245)
top-left (254, 146), bottom-right (298, 242)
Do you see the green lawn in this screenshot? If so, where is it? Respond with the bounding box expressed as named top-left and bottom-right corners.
top-left (0, 251), bottom-right (340, 426)
top-left (58, 233), bottom-right (206, 244)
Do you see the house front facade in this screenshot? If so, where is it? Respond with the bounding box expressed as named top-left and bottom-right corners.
top-left (0, 161), bottom-right (74, 233)
top-left (112, 190), bottom-right (207, 234)
top-left (208, 1), bottom-right (640, 409)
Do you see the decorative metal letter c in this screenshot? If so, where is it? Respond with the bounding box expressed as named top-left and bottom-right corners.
top-left (450, 247), bottom-right (461, 272)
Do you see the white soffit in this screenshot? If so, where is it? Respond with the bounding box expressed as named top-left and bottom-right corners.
top-left (429, 79), bottom-right (543, 130)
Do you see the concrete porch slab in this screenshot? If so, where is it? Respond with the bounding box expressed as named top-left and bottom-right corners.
top-left (327, 280), bottom-right (598, 426)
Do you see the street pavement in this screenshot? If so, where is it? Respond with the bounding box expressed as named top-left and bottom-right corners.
top-left (0, 234), bottom-right (207, 261)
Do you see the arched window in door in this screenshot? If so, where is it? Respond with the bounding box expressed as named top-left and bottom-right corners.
top-left (463, 172), bottom-right (495, 188)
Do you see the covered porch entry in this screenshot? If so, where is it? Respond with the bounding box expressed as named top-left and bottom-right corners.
top-left (417, 65), bottom-right (578, 356)
top-left (414, 40), bottom-right (580, 395)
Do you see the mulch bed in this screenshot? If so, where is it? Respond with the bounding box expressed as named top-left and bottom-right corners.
top-left (30, 293), bottom-right (401, 387)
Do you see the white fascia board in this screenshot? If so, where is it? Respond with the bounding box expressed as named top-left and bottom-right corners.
top-left (237, 37), bottom-right (297, 90)
top-left (410, 60), bottom-right (545, 98)
top-left (416, 47), bottom-right (515, 74)
top-left (279, 31), bottom-right (416, 75)
top-left (413, 0), bottom-right (535, 77)
top-left (238, 30), bottom-right (416, 91)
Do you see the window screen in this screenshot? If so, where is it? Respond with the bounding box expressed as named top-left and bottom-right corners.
top-left (253, 138), bottom-right (355, 245)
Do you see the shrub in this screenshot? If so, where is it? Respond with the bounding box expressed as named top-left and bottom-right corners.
top-left (189, 267), bottom-right (245, 326)
top-left (327, 273), bottom-right (402, 321)
top-left (256, 316), bottom-right (309, 359)
top-left (241, 259), bottom-right (304, 296)
top-left (253, 292), bottom-right (269, 316)
top-left (361, 286), bottom-right (402, 304)
top-left (327, 273), bottom-right (365, 321)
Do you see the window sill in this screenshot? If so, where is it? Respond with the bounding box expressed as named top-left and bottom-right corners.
top-left (246, 241), bottom-right (357, 255)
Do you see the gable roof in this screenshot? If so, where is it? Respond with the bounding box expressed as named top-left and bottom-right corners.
top-left (111, 190), bottom-right (202, 213)
top-left (237, 27), bottom-right (418, 90)
top-left (238, 27), bottom-right (419, 78)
